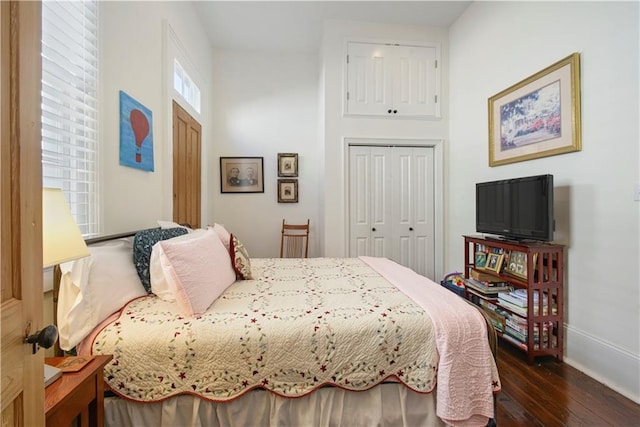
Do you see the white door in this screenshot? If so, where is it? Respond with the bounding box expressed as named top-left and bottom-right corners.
top-left (392, 45), bottom-right (438, 117)
top-left (349, 145), bottom-right (435, 278)
top-left (345, 42), bottom-right (439, 117)
top-left (346, 42), bottom-right (392, 116)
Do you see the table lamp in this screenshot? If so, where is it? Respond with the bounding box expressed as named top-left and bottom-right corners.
top-left (40, 187), bottom-right (90, 385)
top-left (43, 187), bottom-right (90, 268)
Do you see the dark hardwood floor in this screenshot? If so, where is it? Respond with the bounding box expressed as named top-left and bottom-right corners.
top-left (495, 340), bottom-right (640, 426)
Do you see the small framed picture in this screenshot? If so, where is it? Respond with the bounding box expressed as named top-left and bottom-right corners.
top-left (277, 153), bottom-right (298, 177)
top-left (504, 251), bottom-right (536, 280)
top-left (475, 251), bottom-right (488, 268)
top-left (484, 253), bottom-right (504, 274)
top-left (277, 179), bottom-right (298, 203)
top-left (220, 157), bottom-right (264, 193)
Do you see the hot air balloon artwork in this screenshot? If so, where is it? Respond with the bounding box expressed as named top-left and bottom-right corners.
top-left (119, 90), bottom-right (154, 171)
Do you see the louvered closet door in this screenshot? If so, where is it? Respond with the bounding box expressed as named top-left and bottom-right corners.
top-left (349, 145), bottom-right (435, 278)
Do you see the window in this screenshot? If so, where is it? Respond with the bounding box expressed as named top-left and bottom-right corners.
top-left (41, 0), bottom-right (99, 236)
top-left (174, 59), bottom-right (201, 114)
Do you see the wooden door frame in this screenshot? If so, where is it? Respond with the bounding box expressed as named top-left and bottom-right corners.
top-left (1, 1), bottom-right (45, 425)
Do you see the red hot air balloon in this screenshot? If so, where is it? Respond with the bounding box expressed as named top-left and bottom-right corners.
top-left (130, 109), bottom-right (149, 163)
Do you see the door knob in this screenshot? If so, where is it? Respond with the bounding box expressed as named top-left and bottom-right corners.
top-left (25, 324), bottom-right (58, 354)
top-left (393, 110), bottom-right (398, 114)
top-left (409, 227), bottom-right (413, 231)
top-left (372, 228), bottom-right (376, 232)
top-left (387, 109), bottom-right (392, 114)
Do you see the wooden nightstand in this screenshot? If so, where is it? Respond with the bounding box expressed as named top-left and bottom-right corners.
top-left (44, 354), bottom-right (113, 427)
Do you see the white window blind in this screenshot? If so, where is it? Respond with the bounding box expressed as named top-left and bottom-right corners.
top-left (42, 0), bottom-right (99, 236)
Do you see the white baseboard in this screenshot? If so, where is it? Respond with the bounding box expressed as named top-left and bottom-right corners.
top-left (564, 324), bottom-right (640, 404)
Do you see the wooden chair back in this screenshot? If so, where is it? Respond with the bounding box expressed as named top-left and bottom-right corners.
top-left (280, 219), bottom-right (310, 258)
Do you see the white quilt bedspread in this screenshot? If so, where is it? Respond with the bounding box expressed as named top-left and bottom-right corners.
top-left (90, 257), bottom-right (499, 425)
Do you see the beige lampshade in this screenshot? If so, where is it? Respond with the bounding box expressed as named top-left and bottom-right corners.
top-left (42, 188), bottom-right (89, 268)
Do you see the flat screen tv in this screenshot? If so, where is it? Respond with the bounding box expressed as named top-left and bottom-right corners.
top-left (476, 174), bottom-right (554, 242)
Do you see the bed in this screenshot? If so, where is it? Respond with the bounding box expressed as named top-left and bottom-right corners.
top-left (53, 225), bottom-right (500, 427)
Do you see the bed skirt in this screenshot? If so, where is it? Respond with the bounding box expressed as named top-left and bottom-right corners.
top-left (104, 383), bottom-right (445, 427)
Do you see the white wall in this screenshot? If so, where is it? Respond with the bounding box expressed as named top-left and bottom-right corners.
top-left (449, 1), bottom-right (639, 402)
top-left (320, 20), bottom-right (450, 261)
top-left (100, 1), bottom-right (213, 233)
top-left (209, 50), bottom-right (320, 257)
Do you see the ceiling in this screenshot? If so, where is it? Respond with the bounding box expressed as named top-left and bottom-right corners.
top-left (192, 1), bottom-right (472, 52)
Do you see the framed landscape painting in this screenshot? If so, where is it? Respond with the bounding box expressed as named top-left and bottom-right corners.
top-left (488, 53), bottom-right (581, 167)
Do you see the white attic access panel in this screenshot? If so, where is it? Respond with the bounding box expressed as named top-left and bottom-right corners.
top-left (345, 41), bottom-right (440, 118)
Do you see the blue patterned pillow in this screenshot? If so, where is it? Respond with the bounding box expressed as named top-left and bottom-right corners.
top-left (133, 227), bottom-right (188, 293)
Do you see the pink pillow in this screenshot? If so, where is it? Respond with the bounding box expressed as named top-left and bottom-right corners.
top-left (158, 229), bottom-right (236, 316)
top-left (212, 223), bottom-right (231, 250)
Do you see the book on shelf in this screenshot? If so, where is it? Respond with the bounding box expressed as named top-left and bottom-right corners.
top-left (501, 332), bottom-right (528, 350)
top-left (478, 298), bottom-right (499, 312)
top-left (469, 269), bottom-right (502, 283)
top-left (505, 316), bottom-right (528, 334)
top-left (465, 277), bottom-right (512, 295)
top-left (504, 321), bottom-right (552, 345)
top-left (497, 298), bottom-right (528, 317)
top-left (505, 326), bottom-right (528, 343)
top-left (498, 292), bottom-right (528, 308)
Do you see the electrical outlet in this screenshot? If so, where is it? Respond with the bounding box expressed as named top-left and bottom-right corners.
top-left (635, 184), bottom-right (640, 202)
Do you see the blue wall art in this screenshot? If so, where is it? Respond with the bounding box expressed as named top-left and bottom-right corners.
top-left (119, 90), bottom-right (154, 171)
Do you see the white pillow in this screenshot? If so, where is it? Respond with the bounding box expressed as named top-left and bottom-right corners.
top-left (157, 220), bottom-right (192, 231)
top-left (158, 228), bottom-right (236, 317)
top-left (57, 238), bottom-right (147, 351)
top-left (150, 228), bottom-right (208, 301)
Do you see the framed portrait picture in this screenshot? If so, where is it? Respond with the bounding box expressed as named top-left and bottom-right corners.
top-left (488, 52), bottom-right (581, 167)
top-left (277, 153), bottom-right (298, 177)
top-left (277, 179), bottom-right (298, 203)
top-left (503, 250), bottom-right (537, 280)
top-left (475, 251), bottom-right (488, 269)
top-left (220, 157), bottom-right (264, 193)
top-left (484, 253), bottom-right (504, 274)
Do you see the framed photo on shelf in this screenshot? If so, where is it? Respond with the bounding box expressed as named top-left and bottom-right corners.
top-left (474, 251), bottom-right (488, 269)
top-left (503, 250), bottom-right (536, 280)
top-left (277, 153), bottom-right (298, 177)
top-left (484, 253), bottom-right (504, 274)
top-left (488, 52), bottom-right (581, 167)
top-left (277, 179), bottom-right (298, 203)
top-left (220, 157), bottom-right (264, 193)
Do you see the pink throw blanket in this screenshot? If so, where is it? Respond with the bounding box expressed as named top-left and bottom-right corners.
top-left (360, 256), bottom-right (501, 427)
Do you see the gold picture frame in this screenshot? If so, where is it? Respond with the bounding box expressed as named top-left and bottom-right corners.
top-left (488, 52), bottom-right (581, 167)
top-left (484, 253), bottom-right (504, 274)
top-left (277, 153), bottom-right (298, 177)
